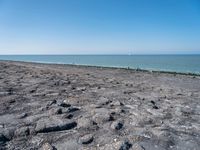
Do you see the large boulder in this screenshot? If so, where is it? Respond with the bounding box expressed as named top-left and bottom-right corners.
top-left (35, 117), bottom-right (77, 133)
top-left (92, 108), bottom-right (114, 124)
top-left (14, 126), bottom-right (30, 137)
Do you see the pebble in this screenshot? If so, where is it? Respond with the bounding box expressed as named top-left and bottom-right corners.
top-left (131, 143), bottom-right (145, 150)
top-left (42, 142), bottom-right (54, 150)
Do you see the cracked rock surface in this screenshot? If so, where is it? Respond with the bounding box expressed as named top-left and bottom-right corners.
top-left (0, 61), bottom-right (200, 150)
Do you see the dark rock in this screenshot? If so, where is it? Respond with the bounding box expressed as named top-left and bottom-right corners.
top-left (150, 100), bottom-right (158, 109)
top-left (0, 133), bottom-right (9, 144)
top-left (9, 99), bottom-right (16, 104)
top-left (57, 108), bottom-right (63, 114)
top-left (67, 107), bottom-right (80, 113)
top-left (111, 120), bottom-right (123, 130)
top-left (78, 134), bottom-right (93, 144)
top-left (150, 100), bottom-right (155, 105)
top-left (153, 105), bottom-right (159, 109)
top-left (29, 89), bottom-right (36, 93)
top-left (58, 101), bottom-right (71, 108)
top-left (119, 140), bottom-right (132, 150)
top-left (7, 88), bottom-right (14, 95)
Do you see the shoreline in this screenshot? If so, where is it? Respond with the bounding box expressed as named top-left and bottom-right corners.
top-left (1, 60), bottom-right (200, 77)
top-left (0, 60), bottom-right (200, 149)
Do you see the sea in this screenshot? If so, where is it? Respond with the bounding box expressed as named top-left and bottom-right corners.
top-left (0, 55), bottom-right (200, 74)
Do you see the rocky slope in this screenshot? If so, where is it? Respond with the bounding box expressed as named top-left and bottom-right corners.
top-left (0, 61), bottom-right (200, 150)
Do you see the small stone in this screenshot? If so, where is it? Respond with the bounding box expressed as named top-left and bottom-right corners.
top-left (119, 140), bottom-right (132, 150)
top-left (111, 120), bottom-right (123, 130)
top-left (0, 133), bottom-right (9, 144)
top-left (78, 134), bottom-right (93, 144)
top-left (42, 142), bottom-right (54, 150)
top-left (131, 143), bottom-right (145, 150)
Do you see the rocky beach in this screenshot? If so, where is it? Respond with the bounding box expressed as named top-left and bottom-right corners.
top-left (0, 61), bottom-right (200, 150)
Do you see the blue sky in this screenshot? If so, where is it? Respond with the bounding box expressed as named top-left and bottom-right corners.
top-left (0, 0), bottom-right (200, 54)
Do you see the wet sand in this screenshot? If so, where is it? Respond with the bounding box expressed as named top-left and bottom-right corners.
top-left (0, 61), bottom-right (200, 150)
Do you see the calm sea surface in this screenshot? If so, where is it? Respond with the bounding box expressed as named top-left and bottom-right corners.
top-left (0, 55), bottom-right (200, 74)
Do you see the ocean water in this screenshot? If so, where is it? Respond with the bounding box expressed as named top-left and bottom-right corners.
top-left (0, 55), bottom-right (200, 74)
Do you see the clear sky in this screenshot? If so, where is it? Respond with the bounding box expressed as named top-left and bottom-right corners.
top-left (0, 0), bottom-right (200, 54)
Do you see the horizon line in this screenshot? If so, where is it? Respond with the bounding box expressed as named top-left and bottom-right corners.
top-left (0, 53), bottom-right (200, 55)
